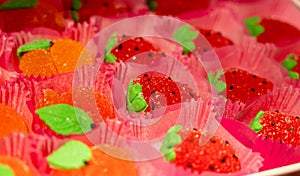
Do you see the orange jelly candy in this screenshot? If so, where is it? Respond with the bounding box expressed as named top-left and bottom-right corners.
top-left (36, 88), bottom-right (115, 123)
top-left (50, 39), bottom-right (85, 74)
top-left (0, 104), bottom-right (29, 139)
top-left (19, 49), bottom-right (58, 78)
top-left (19, 39), bottom-right (92, 78)
top-left (51, 145), bottom-right (137, 176)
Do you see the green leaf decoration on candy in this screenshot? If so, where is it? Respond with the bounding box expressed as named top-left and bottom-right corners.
top-left (105, 53), bottom-right (117, 63)
top-left (104, 33), bottom-right (118, 63)
top-left (281, 53), bottom-right (299, 80)
top-left (17, 39), bottom-right (52, 58)
top-left (207, 71), bottom-right (226, 94)
top-left (0, 0), bottom-right (38, 10)
top-left (250, 110), bottom-right (264, 132)
top-left (35, 104), bottom-right (94, 136)
top-left (282, 54), bottom-right (297, 71)
top-left (245, 17), bottom-right (265, 37)
top-left (72, 0), bottom-right (82, 10)
top-left (71, 10), bottom-right (80, 22)
top-left (289, 71), bottom-right (299, 80)
top-left (173, 25), bottom-right (199, 54)
top-left (126, 81), bottom-right (148, 113)
top-left (47, 140), bottom-right (92, 169)
top-left (160, 125), bottom-right (182, 161)
top-left (146, 0), bottom-right (158, 11)
top-left (0, 164), bottom-right (14, 176)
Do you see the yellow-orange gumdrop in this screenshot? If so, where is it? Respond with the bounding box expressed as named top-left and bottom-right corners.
top-left (0, 104), bottom-right (29, 139)
top-left (51, 145), bottom-right (138, 176)
top-left (0, 156), bottom-right (34, 176)
top-left (50, 39), bottom-right (92, 74)
top-left (19, 49), bottom-right (58, 78)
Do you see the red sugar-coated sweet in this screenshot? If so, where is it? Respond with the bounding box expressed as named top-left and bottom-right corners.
top-left (257, 19), bottom-right (300, 44)
top-left (173, 129), bottom-right (241, 174)
top-left (258, 111), bottom-right (300, 147)
top-left (133, 71), bottom-right (197, 112)
top-left (111, 37), bottom-right (159, 63)
top-left (223, 68), bottom-right (273, 103)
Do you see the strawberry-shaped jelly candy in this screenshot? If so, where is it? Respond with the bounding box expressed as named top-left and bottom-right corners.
top-left (146, 0), bottom-right (210, 16)
top-left (208, 68), bottom-right (273, 103)
top-left (245, 17), bottom-right (300, 44)
top-left (250, 110), bottom-right (300, 147)
top-left (110, 37), bottom-right (159, 63)
top-left (197, 28), bottom-right (233, 48)
top-left (129, 71), bottom-right (197, 113)
top-left (160, 126), bottom-right (241, 174)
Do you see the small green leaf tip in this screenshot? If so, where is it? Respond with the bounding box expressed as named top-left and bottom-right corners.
top-left (245, 17), bottom-right (265, 37)
top-left (173, 25), bottom-right (199, 54)
top-left (0, 0), bottom-right (38, 10)
top-left (17, 39), bottom-right (52, 58)
top-left (282, 53), bottom-right (297, 71)
top-left (35, 104), bottom-right (94, 136)
top-left (207, 71), bottom-right (226, 94)
top-left (289, 71), bottom-right (299, 80)
top-left (146, 0), bottom-right (157, 11)
top-left (281, 53), bottom-right (299, 80)
top-left (0, 164), bottom-right (14, 176)
top-left (250, 110), bottom-right (264, 132)
top-left (71, 10), bottom-right (80, 22)
top-left (47, 140), bottom-right (92, 169)
top-left (126, 81), bottom-right (148, 113)
top-left (160, 125), bottom-right (182, 161)
top-left (104, 33), bottom-right (118, 63)
top-left (72, 0), bottom-right (82, 10)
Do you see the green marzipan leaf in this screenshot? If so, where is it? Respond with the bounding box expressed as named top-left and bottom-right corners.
top-left (250, 110), bottom-right (264, 132)
top-left (244, 17), bottom-right (265, 37)
top-left (17, 39), bottom-right (52, 58)
top-left (104, 33), bottom-right (118, 63)
top-left (36, 104), bottom-right (94, 136)
top-left (72, 0), bottom-right (82, 10)
top-left (173, 25), bottom-right (199, 54)
top-left (47, 140), bottom-right (92, 169)
top-left (0, 164), bottom-right (14, 176)
top-left (0, 0), bottom-right (38, 10)
top-left (282, 53), bottom-right (297, 71)
top-left (160, 125), bottom-right (182, 161)
top-left (126, 81), bottom-right (148, 113)
top-left (207, 71), bottom-right (226, 94)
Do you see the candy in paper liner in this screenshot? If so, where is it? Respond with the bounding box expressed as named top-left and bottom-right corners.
top-left (0, 133), bottom-right (63, 175)
top-left (178, 5), bottom-right (251, 45)
top-left (221, 117), bottom-right (300, 172)
top-left (209, 43), bottom-right (288, 86)
top-left (220, 0), bottom-right (300, 46)
top-left (252, 137), bottom-right (300, 171)
top-left (236, 85), bottom-right (300, 124)
top-left (134, 124), bottom-right (263, 176)
top-left (108, 57), bottom-right (206, 139)
top-left (0, 80), bottom-right (33, 131)
top-left (222, 0), bottom-right (300, 32)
